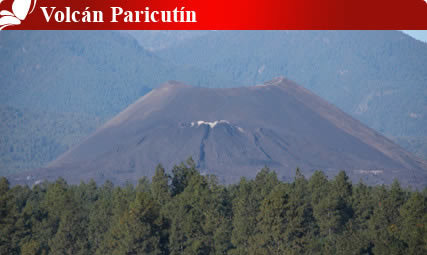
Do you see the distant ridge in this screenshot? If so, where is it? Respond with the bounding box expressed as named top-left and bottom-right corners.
top-left (13, 78), bottom-right (427, 187)
top-left (156, 30), bottom-right (427, 160)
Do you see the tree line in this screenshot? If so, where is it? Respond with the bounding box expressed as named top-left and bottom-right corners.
top-left (1, 158), bottom-right (426, 254)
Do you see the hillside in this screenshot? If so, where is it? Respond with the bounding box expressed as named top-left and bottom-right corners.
top-left (156, 30), bottom-right (427, 159)
top-left (0, 105), bottom-right (106, 176)
top-left (12, 78), bottom-right (427, 187)
top-left (0, 31), bottom-right (233, 174)
top-left (0, 31), bottom-right (231, 116)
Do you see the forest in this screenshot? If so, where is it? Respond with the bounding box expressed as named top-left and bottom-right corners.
top-left (1, 158), bottom-right (426, 255)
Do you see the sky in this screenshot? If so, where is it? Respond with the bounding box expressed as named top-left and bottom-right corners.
top-left (402, 30), bottom-right (427, 42)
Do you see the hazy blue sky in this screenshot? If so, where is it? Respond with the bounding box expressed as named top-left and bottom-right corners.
top-left (402, 30), bottom-right (427, 42)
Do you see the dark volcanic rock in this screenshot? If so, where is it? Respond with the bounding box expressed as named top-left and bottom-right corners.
top-left (13, 78), bottom-right (427, 187)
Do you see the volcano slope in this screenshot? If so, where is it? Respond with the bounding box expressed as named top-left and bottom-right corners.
top-left (14, 78), bottom-right (427, 187)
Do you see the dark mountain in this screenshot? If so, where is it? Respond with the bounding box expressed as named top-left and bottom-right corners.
top-left (13, 78), bottom-right (427, 187)
top-left (156, 30), bottom-right (427, 159)
top-left (0, 31), bottom-right (232, 175)
top-left (2, 30), bottom-right (427, 179)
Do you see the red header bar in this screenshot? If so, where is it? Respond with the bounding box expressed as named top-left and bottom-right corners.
top-left (1, 0), bottom-right (427, 30)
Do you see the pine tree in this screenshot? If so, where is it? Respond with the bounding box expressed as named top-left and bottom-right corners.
top-left (230, 167), bottom-right (279, 255)
top-left (207, 175), bottom-right (233, 255)
top-left (0, 177), bottom-right (15, 254)
top-left (167, 173), bottom-right (230, 255)
top-left (399, 191), bottom-right (426, 254)
top-left (332, 171), bottom-right (353, 231)
top-left (106, 191), bottom-right (164, 255)
top-left (369, 181), bottom-right (407, 254)
top-left (90, 182), bottom-right (114, 255)
top-left (310, 171), bottom-right (353, 253)
top-left (251, 184), bottom-right (289, 255)
top-left (152, 164), bottom-right (171, 205)
top-left (0, 177), bottom-right (9, 196)
top-left (335, 181), bottom-right (375, 254)
top-left (20, 182), bottom-right (49, 255)
top-left (48, 203), bottom-right (89, 255)
top-left (230, 178), bottom-right (256, 255)
top-left (171, 158), bottom-right (198, 196)
top-left (284, 169), bottom-right (315, 254)
top-left (89, 194), bottom-right (113, 254)
top-left (47, 182), bottom-right (90, 255)
top-left (136, 176), bottom-right (151, 193)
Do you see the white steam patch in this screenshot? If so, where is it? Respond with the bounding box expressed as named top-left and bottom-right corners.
top-left (191, 120), bottom-right (230, 128)
top-left (191, 120), bottom-right (245, 132)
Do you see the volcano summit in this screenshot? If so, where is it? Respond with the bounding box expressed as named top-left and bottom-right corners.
top-left (15, 78), bottom-right (427, 187)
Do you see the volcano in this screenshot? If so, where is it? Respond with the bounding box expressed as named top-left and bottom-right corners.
top-left (14, 78), bottom-right (427, 187)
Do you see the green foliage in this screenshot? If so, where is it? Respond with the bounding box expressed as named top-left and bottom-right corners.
top-left (88, 182), bottom-right (114, 254)
top-left (105, 192), bottom-right (164, 255)
top-left (151, 165), bottom-right (170, 205)
top-left (399, 192), bottom-right (427, 255)
top-left (0, 163), bottom-right (425, 254)
top-left (170, 158), bottom-right (198, 196)
top-left (369, 181), bottom-right (409, 254)
top-left (230, 167), bottom-right (279, 255)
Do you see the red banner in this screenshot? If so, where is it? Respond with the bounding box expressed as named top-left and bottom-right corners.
top-left (1, 0), bottom-right (427, 30)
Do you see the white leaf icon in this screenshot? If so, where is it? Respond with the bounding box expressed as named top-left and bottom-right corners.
top-left (0, 15), bottom-right (21, 29)
top-left (12, 0), bottom-right (31, 20)
top-left (0, 10), bottom-right (14, 16)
